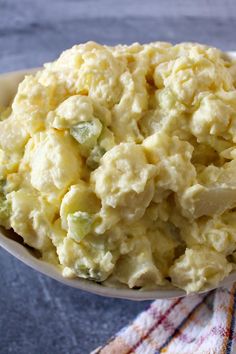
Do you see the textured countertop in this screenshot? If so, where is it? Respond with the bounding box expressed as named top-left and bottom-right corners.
top-left (0, 1), bottom-right (236, 353)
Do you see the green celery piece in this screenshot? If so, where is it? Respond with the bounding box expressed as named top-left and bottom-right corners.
top-left (74, 263), bottom-right (102, 282)
top-left (70, 120), bottom-right (102, 147)
top-left (67, 211), bottom-right (93, 242)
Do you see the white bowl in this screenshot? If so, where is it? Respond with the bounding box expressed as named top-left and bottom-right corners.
top-left (1, 53), bottom-right (236, 300)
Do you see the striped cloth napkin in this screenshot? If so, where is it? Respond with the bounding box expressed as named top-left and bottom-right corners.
top-left (93, 284), bottom-right (236, 354)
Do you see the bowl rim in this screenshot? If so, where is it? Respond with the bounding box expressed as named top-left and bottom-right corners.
top-left (0, 227), bottom-right (187, 300)
top-left (1, 51), bottom-right (236, 300)
top-left (1, 226), bottom-right (236, 301)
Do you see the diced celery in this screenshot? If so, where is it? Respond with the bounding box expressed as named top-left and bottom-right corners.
top-left (74, 262), bottom-right (102, 281)
top-left (67, 211), bottom-right (93, 242)
top-left (70, 119), bottom-right (102, 149)
top-left (86, 145), bottom-right (106, 170)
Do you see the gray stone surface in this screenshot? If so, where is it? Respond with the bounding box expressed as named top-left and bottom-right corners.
top-left (0, 0), bottom-right (236, 353)
top-left (0, 248), bottom-right (150, 354)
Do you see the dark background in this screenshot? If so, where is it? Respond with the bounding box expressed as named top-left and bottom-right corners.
top-left (0, 0), bottom-right (235, 353)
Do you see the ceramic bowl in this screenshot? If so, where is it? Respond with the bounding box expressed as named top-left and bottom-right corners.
top-left (1, 53), bottom-right (236, 300)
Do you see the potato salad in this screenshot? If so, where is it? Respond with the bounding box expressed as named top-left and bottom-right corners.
top-left (1, 42), bottom-right (236, 293)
